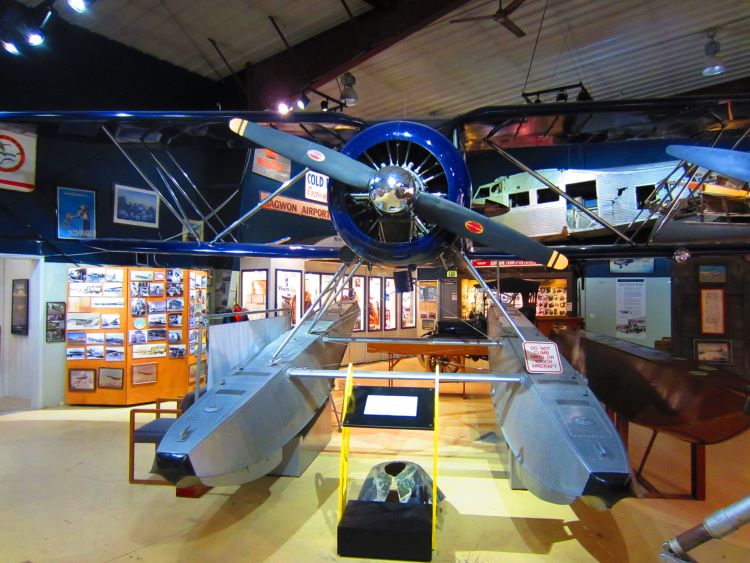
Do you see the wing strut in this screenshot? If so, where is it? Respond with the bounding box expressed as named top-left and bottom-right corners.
top-left (211, 167), bottom-right (309, 243)
top-left (270, 258), bottom-right (364, 364)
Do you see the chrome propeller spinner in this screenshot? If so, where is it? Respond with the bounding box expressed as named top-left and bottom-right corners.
top-left (368, 165), bottom-right (421, 215)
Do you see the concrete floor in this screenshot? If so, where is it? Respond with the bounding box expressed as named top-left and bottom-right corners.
top-left (1, 359), bottom-right (749, 562)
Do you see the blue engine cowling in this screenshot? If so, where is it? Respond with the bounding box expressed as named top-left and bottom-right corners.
top-left (327, 121), bottom-right (471, 267)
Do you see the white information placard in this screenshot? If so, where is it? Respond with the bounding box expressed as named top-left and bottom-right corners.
top-left (522, 341), bottom-right (563, 373)
top-left (363, 394), bottom-right (418, 417)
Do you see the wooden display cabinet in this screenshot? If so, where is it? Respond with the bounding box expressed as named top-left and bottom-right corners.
top-left (65, 266), bottom-right (207, 405)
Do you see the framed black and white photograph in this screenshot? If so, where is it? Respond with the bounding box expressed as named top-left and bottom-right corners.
top-left (98, 367), bottom-right (124, 390)
top-left (132, 363), bottom-right (157, 385)
top-left (113, 184), bottom-right (159, 228)
top-left (69, 368), bottom-right (96, 391)
top-left (695, 340), bottom-right (732, 364)
top-left (11, 279), bottom-right (29, 335)
top-left (46, 301), bottom-right (66, 342)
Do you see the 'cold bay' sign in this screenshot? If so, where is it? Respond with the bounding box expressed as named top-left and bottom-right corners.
top-left (304, 170), bottom-right (328, 203)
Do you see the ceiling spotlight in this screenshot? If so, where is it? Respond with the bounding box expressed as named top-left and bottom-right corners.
top-left (556, 91), bottom-right (568, 102)
top-left (340, 72), bottom-right (359, 106)
top-left (534, 95), bottom-right (541, 104)
top-left (68, 0), bottom-right (95, 14)
top-left (277, 101), bottom-right (291, 115)
top-left (25, 8), bottom-right (54, 47)
top-left (702, 31), bottom-right (726, 77)
top-left (320, 99), bottom-right (329, 112)
top-left (296, 94), bottom-right (310, 110)
top-left (1, 40), bottom-right (21, 56)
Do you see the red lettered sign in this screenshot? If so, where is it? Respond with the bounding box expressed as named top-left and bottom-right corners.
top-left (522, 341), bottom-right (563, 373)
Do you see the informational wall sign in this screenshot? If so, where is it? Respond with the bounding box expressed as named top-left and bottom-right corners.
top-left (364, 394), bottom-right (418, 417)
top-left (522, 341), bottom-right (563, 373)
top-left (471, 259), bottom-right (541, 268)
top-left (252, 148), bottom-right (291, 182)
top-left (616, 278), bottom-right (646, 339)
top-left (304, 170), bottom-right (328, 203)
top-left (259, 191), bottom-right (330, 221)
top-left (0, 125), bottom-right (37, 192)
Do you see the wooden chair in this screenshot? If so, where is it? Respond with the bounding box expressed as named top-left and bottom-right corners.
top-left (128, 391), bottom-right (201, 485)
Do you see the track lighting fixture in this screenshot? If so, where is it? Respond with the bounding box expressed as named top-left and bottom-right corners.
top-left (277, 102), bottom-right (291, 115)
top-left (340, 72), bottom-right (359, 106)
top-left (23, 7), bottom-right (54, 47)
top-left (296, 94), bottom-right (310, 110)
top-left (702, 30), bottom-right (726, 77)
top-left (556, 90), bottom-right (568, 102)
top-left (68, 0), bottom-right (95, 14)
top-left (1, 39), bottom-right (20, 55)
top-left (320, 100), bottom-right (329, 112)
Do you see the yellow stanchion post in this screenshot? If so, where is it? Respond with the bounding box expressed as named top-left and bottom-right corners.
top-left (432, 364), bottom-right (440, 551)
top-left (337, 363), bottom-right (355, 522)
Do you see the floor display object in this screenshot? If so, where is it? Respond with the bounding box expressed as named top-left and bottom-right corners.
top-left (337, 364), bottom-right (440, 561)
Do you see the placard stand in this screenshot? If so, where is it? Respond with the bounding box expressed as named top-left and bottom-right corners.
top-left (336, 365), bottom-right (440, 561)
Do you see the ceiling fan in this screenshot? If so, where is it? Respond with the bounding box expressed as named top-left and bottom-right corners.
top-left (449, 0), bottom-right (527, 37)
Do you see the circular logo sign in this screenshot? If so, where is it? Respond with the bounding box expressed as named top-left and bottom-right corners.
top-left (0, 134), bottom-right (25, 173)
top-left (306, 149), bottom-right (325, 162)
top-left (465, 220), bottom-right (484, 235)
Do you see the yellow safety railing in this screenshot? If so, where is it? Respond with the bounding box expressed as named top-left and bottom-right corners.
top-left (337, 363), bottom-right (355, 521)
top-left (432, 364), bottom-right (440, 550)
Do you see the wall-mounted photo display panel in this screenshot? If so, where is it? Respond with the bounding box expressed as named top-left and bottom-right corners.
top-left (46, 301), bottom-right (66, 342)
top-left (113, 184), bottom-right (160, 228)
top-left (57, 187), bottom-right (96, 239)
top-left (368, 277), bottom-right (382, 331)
top-left (351, 275), bottom-right (365, 332)
top-left (241, 269), bottom-right (268, 320)
top-left (304, 273), bottom-right (322, 313)
top-left (536, 279), bottom-right (568, 317)
top-left (384, 278), bottom-right (396, 331)
top-left (401, 285), bottom-right (416, 329)
top-left (275, 269), bottom-right (302, 325)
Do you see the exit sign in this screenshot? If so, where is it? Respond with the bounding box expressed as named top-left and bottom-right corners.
top-left (446, 270), bottom-right (457, 278)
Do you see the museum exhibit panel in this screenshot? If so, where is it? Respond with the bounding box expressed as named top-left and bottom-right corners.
top-left (2, 0), bottom-right (750, 561)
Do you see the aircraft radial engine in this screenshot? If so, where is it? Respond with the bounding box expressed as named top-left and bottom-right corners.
top-left (488, 305), bottom-right (633, 505)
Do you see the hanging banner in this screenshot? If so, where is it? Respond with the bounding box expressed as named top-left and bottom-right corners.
top-left (252, 148), bottom-right (291, 182)
top-left (616, 278), bottom-right (646, 338)
top-left (0, 125), bottom-right (37, 192)
top-left (259, 191), bottom-right (330, 221)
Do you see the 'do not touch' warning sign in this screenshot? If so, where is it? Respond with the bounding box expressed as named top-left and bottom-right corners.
top-left (522, 341), bottom-right (563, 373)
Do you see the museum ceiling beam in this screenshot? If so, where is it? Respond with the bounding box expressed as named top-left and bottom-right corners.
top-left (243, 0), bottom-right (472, 110)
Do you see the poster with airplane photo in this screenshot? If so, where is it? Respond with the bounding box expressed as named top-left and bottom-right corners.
top-left (113, 184), bottom-right (159, 228)
top-left (57, 187), bottom-right (96, 239)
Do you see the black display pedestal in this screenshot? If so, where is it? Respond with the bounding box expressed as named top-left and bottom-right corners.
top-left (337, 500), bottom-right (432, 561)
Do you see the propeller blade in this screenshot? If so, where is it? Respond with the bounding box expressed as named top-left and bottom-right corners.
top-left (413, 192), bottom-right (568, 270)
top-left (666, 145), bottom-right (750, 183)
top-left (229, 118), bottom-right (375, 189)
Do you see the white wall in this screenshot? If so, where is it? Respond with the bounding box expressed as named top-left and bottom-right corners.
top-left (580, 277), bottom-right (671, 348)
top-left (0, 258), bottom-right (70, 408)
top-left (0, 257), bottom-right (42, 407)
